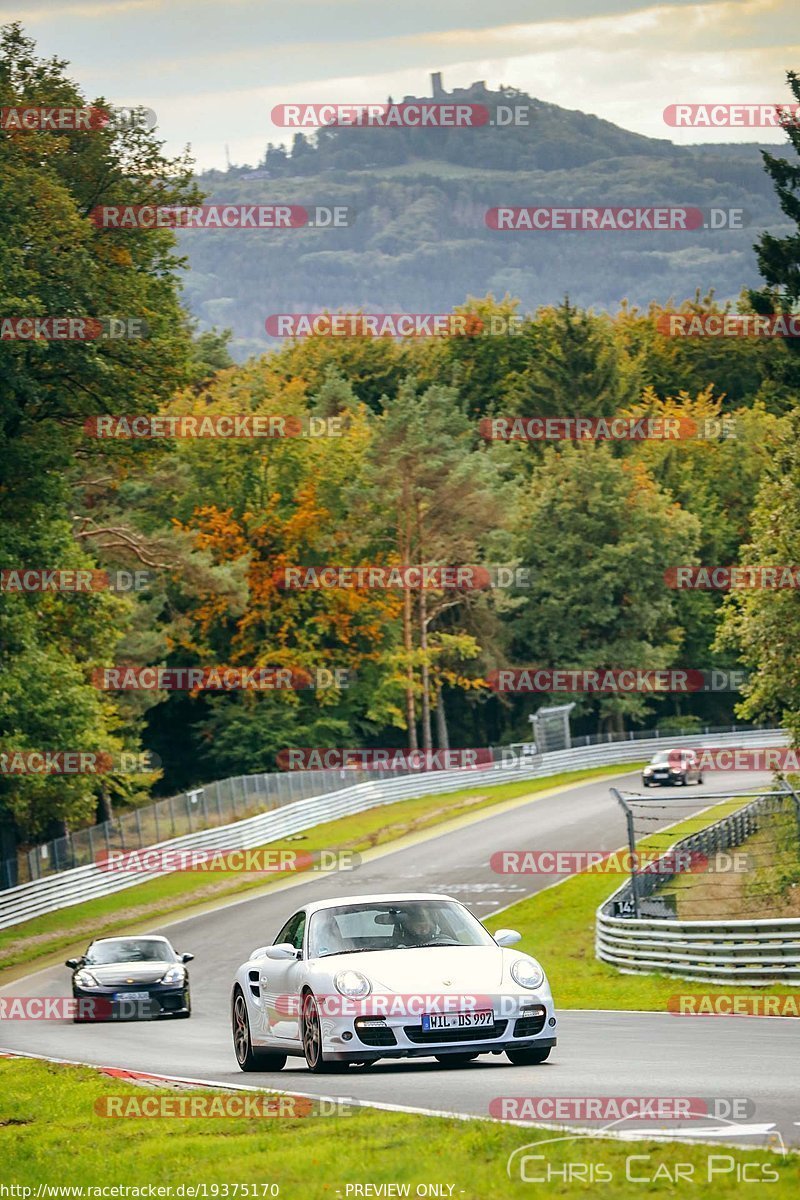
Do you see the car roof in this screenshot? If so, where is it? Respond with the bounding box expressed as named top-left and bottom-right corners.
top-left (300, 893), bottom-right (458, 916)
top-left (88, 935), bottom-right (172, 945)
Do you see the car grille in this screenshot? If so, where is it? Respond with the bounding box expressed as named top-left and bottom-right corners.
top-left (354, 1020), bottom-right (397, 1047)
top-left (404, 1020), bottom-right (508, 1044)
top-left (513, 1013), bottom-right (546, 1037)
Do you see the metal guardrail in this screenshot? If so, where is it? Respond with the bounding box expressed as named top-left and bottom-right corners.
top-left (596, 783), bottom-right (800, 986)
top-left (2, 722), bottom-right (764, 889)
top-left (0, 728), bottom-right (785, 932)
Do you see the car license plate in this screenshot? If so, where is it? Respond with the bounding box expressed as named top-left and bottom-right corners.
top-left (421, 1009), bottom-right (493, 1031)
top-left (114, 991), bottom-right (150, 1001)
top-left (654, 772), bottom-right (668, 779)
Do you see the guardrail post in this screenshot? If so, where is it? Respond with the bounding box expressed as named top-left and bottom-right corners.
top-left (610, 787), bottom-right (640, 919)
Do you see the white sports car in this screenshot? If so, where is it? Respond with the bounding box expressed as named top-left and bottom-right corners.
top-left (230, 892), bottom-right (557, 1073)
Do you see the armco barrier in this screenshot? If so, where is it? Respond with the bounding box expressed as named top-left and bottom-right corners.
top-left (596, 779), bottom-right (800, 987)
top-left (0, 728), bottom-right (785, 932)
top-left (596, 913), bottom-right (800, 987)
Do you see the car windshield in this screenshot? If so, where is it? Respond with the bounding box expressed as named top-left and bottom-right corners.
top-left (650, 752), bottom-right (670, 764)
top-left (84, 939), bottom-right (175, 965)
top-left (307, 900), bottom-right (495, 958)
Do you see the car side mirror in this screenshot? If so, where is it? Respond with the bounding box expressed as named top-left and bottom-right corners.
top-left (494, 929), bottom-right (522, 947)
top-left (181, 953), bottom-right (194, 963)
top-left (65, 958), bottom-right (82, 969)
top-left (263, 942), bottom-right (298, 960)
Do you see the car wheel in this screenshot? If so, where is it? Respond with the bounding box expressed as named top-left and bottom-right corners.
top-left (232, 988), bottom-right (286, 1072)
top-left (506, 1046), bottom-right (552, 1065)
top-left (301, 991), bottom-right (338, 1073)
top-left (642, 779), bottom-right (649, 788)
top-left (698, 774), bottom-right (704, 785)
top-left (435, 1053), bottom-right (479, 1066)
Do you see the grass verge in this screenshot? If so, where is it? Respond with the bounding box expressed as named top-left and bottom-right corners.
top-left (487, 793), bottom-right (800, 1009)
top-left (1, 1057), bottom-right (794, 1198)
top-left (661, 807), bottom-right (800, 920)
top-left (0, 763), bottom-right (642, 980)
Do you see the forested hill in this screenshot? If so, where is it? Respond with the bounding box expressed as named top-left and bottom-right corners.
top-left (182, 79), bottom-right (789, 359)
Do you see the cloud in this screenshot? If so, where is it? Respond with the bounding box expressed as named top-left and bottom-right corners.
top-left (4, 0), bottom-right (795, 168)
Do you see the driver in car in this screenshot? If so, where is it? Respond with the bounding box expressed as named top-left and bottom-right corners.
top-left (399, 908), bottom-right (441, 946)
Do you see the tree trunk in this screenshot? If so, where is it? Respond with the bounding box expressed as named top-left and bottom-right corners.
top-left (403, 585), bottom-right (418, 750)
top-left (435, 682), bottom-right (450, 750)
top-left (401, 505), bottom-right (418, 750)
top-left (96, 784), bottom-right (113, 825)
top-left (419, 585), bottom-right (432, 751)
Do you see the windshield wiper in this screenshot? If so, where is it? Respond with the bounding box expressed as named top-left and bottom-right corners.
top-left (317, 947), bottom-right (383, 958)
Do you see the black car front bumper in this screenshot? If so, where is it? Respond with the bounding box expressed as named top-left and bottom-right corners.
top-left (72, 983), bottom-right (190, 1021)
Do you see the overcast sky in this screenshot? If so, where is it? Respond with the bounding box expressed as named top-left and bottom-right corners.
top-left (6, 0), bottom-right (799, 170)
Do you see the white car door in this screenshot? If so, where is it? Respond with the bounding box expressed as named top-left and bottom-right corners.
top-left (262, 910), bottom-right (306, 1042)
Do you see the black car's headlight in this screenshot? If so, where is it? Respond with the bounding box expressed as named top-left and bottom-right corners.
top-left (510, 958), bottom-right (545, 990)
top-left (74, 969), bottom-right (100, 988)
top-left (159, 965), bottom-right (186, 986)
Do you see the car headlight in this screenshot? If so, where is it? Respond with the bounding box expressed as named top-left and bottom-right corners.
top-left (74, 969), bottom-right (99, 988)
top-left (159, 965), bottom-right (186, 986)
top-left (510, 958), bottom-right (545, 990)
top-left (643, 767), bottom-right (653, 775)
top-left (334, 970), bottom-right (372, 998)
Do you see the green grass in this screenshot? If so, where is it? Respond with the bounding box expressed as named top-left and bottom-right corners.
top-left (661, 807), bottom-right (800, 921)
top-left (487, 794), bottom-right (800, 1010)
top-left (0, 763), bottom-right (642, 980)
top-left (1, 1058), bottom-right (795, 1198)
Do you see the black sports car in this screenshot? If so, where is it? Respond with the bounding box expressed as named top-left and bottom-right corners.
top-left (66, 935), bottom-right (193, 1022)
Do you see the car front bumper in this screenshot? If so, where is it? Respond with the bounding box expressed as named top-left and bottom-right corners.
top-left (72, 984), bottom-right (190, 1021)
top-left (321, 997), bottom-right (557, 1060)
